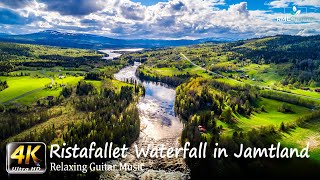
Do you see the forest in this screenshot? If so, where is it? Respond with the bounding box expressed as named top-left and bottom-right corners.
top-left (1, 35), bottom-right (320, 177)
top-left (136, 65), bottom-right (193, 86)
top-left (175, 77), bottom-right (320, 177)
top-left (124, 35), bottom-right (320, 177)
top-left (231, 36), bottom-right (320, 84)
top-left (0, 42), bottom-right (104, 70)
top-left (0, 42), bottom-right (143, 178)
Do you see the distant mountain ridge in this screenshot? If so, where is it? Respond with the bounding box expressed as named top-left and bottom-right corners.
top-left (0, 30), bottom-right (222, 49)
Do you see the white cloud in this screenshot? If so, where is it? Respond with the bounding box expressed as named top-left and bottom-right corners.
top-left (0, 0), bottom-right (319, 39)
top-left (297, 28), bottom-right (320, 36)
top-left (269, 0), bottom-right (320, 8)
top-left (228, 2), bottom-right (250, 18)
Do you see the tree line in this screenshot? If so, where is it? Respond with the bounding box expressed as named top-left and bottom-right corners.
top-left (0, 80), bottom-right (8, 91)
top-left (260, 90), bottom-right (319, 109)
top-left (175, 78), bottom-right (259, 123)
top-left (136, 66), bottom-right (193, 87)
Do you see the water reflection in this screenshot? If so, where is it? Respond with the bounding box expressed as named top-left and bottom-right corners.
top-left (104, 63), bottom-right (189, 179)
top-left (99, 49), bottom-right (144, 60)
top-left (114, 63), bottom-right (183, 140)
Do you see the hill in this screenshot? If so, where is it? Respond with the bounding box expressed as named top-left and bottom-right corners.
top-left (0, 30), bottom-right (219, 49)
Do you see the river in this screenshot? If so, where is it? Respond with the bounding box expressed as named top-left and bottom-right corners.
top-left (101, 62), bottom-right (190, 179)
top-left (99, 49), bottom-right (144, 60)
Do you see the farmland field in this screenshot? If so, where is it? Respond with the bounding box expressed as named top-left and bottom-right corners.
top-left (237, 98), bottom-right (311, 131)
top-left (0, 76), bottom-right (51, 103)
top-left (15, 76), bottom-right (84, 104)
top-left (0, 43), bottom-right (141, 178)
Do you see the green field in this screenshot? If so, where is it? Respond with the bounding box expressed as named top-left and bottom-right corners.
top-left (0, 73), bottom-right (131, 105)
top-left (85, 80), bottom-right (102, 91)
top-left (290, 89), bottom-right (320, 99)
top-left (237, 98), bottom-right (311, 131)
top-left (280, 118), bottom-right (320, 161)
top-left (9, 69), bottom-right (86, 77)
top-left (14, 76), bottom-right (83, 104)
top-left (55, 76), bottom-right (83, 85)
top-left (218, 98), bottom-right (312, 137)
top-left (144, 66), bottom-right (213, 79)
top-left (215, 77), bottom-right (245, 86)
top-left (153, 67), bottom-right (204, 76)
top-left (0, 75), bottom-right (84, 104)
top-left (111, 79), bottom-right (134, 93)
top-left (241, 64), bottom-right (282, 86)
top-left (0, 76), bottom-right (51, 103)
top-left (238, 64), bottom-right (320, 99)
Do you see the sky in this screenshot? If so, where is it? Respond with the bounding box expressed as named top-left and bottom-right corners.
top-left (0, 0), bottom-right (319, 40)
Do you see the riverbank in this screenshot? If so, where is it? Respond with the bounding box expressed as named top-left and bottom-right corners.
top-left (102, 63), bottom-right (190, 179)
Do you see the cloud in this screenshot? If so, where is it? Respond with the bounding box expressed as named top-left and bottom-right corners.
top-left (0, 0), bottom-right (319, 40)
top-left (80, 19), bottom-right (101, 26)
top-left (297, 28), bottom-right (320, 36)
top-left (0, 8), bottom-right (39, 25)
top-left (41, 0), bottom-right (105, 16)
top-left (119, 1), bottom-right (146, 20)
top-left (228, 2), bottom-right (249, 17)
top-left (54, 0), bottom-right (320, 39)
top-left (171, 1), bottom-right (185, 11)
top-left (269, 0), bottom-right (320, 8)
top-left (155, 16), bottom-right (176, 27)
top-left (0, 0), bottom-right (34, 9)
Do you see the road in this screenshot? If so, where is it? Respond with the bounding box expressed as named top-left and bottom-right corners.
top-left (180, 53), bottom-right (320, 103)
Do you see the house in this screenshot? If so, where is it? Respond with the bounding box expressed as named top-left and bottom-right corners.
top-left (58, 74), bottom-right (64, 79)
top-left (301, 87), bottom-right (310, 90)
top-left (198, 125), bottom-right (207, 133)
top-left (46, 96), bottom-right (54, 101)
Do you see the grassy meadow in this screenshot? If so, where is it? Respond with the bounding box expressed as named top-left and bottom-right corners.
top-left (0, 76), bottom-right (51, 103)
top-left (237, 98), bottom-right (311, 131)
top-left (280, 118), bottom-right (320, 161)
top-left (0, 72), bottom-right (84, 104)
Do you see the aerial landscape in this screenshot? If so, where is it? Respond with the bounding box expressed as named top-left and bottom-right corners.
top-left (1, 0), bottom-right (320, 179)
